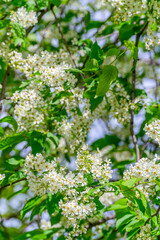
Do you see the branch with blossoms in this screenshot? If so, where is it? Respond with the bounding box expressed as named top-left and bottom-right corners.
top-left (0, 1), bottom-right (160, 240)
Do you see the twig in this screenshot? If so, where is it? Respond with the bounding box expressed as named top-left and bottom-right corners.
top-left (0, 178), bottom-right (26, 190)
top-left (0, 66), bottom-right (10, 112)
top-left (145, 205), bottom-right (160, 225)
top-left (51, 9), bottom-right (76, 66)
top-left (130, 21), bottom-right (148, 162)
top-left (140, 141), bottom-right (148, 158)
top-left (26, 9), bottom-right (47, 36)
top-left (123, 232), bottom-right (127, 240)
top-left (60, 0), bottom-right (71, 16)
top-left (51, 7), bottom-right (84, 79)
top-left (149, 51), bottom-right (159, 101)
top-left (88, 214), bottom-right (115, 229)
top-left (0, 216), bottom-right (11, 240)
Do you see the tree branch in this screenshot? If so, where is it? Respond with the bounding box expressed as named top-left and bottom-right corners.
top-left (130, 21), bottom-right (148, 162)
top-left (0, 217), bottom-right (11, 240)
top-left (0, 178), bottom-right (26, 191)
top-left (0, 66), bottom-right (10, 112)
top-left (88, 214), bottom-right (115, 229)
top-left (51, 9), bottom-right (76, 67)
top-left (51, 7), bottom-right (84, 79)
top-left (149, 51), bottom-right (159, 101)
top-left (25, 9), bottom-right (47, 36)
top-left (145, 205), bottom-right (160, 225)
top-left (140, 141), bottom-right (148, 158)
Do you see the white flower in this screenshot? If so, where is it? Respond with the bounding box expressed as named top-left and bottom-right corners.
top-left (10, 7), bottom-right (37, 28)
top-left (0, 173), bottom-right (5, 181)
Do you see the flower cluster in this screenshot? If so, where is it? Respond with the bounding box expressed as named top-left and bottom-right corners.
top-left (10, 7), bottom-right (38, 28)
top-left (124, 157), bottom-right (160, 182)
top-left (11, 81), bottom-right (47, 131)
top-left (56, 96), bottom-right (107, 152)
top-left (107, 0), bottom-right (160, 49)
top-left (123, 156), bottom-right (160, 198)
top-left (99, 191), bottom-right (123, 206)
top-left (8, 48), bottom-right (109, 150)
top-left (8, 50), bottom-right (76, 134)
top-left (40, 219), bottom-right (51, 230)
top-left (107, 0), bottom-right (148, 21)
top-left (8, 50), bottom-right (76, 89)
top-left (59, 199), bottom-right (95, 225)
top-left (0, 42), bottom-right (10, 62)
top-left (136, 223), bottom-right (156, 240)
top-left (144, 120), bottom-right (160, 144)
top-left (24, 146), bottom-right (113, 237)
top-left (107, 83), bottom-right (130, 124)
top-left (76, 145), bottom-right (112, 180)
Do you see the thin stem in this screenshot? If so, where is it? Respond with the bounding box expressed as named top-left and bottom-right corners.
top-left (26, 9), bottom-right (47, 36)
top-left (145, 205), bottom-right (160, 225)
top-left (0, 216), bottom-right (11, 240)
top-left (0, 178), bottom-right (26, 190)
top-left (149, 51), bottom-right (159, 101)
top-left (123, 232), bottom-right (127, 240)
top-left (88, 215), bottom-right (115, 229)
top-left (130, 21), bottom-right (148, 162)
top-left (140, 141), bottom-right (148, 158)
top-left (51, 9), bottom-right (77, 68)
top-left (0, 66), bottom-right (10, 112)
top-left (51, 7), bottom-right (84, 79)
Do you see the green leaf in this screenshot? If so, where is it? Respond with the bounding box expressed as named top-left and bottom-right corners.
top-left (11, 23), bottom-right (26, 45)
top-left (8, 187), bottom-right (28, 200)
top-left (0, 132), bottom-right (26, 150)
top-left (94, 196), bottom-right (104, 210)
top-left (90, 42), bottom-right (103, 63)
top-left (0, 126), bottom-right (4, 137)
top-left (86, 174), bottom-right (94, 185)
top-left (30, 199), bottom-right (47, 220)
top-left (47, 192), bottom-right (63, 225)
top-left (10, 0), bottom-right (26, 7)
top-left (90, 96), bottom-right (103, 112)
top-left (66, 68), bottom-right (84, 74)
top-left (0, 19), bottom-right (10, 29)
top-left (106, 48), bottom-right (121, 57)
top-left (47, 192), bottom-right (62, 213)
top-left (16, 229), bottom-right (60, 240)
top-left (96, 65), bottom-right (118, 96)
top-left (137, 190), bottom-right (151, 217)
top-left (8, 171), bottom-right (26, 184)
top-left (116, 214), bottom-right (135, 229)
top-left (7, 158), bottom-right (23, 165)
top-left (20, 196), bottom-right (42, 219)
top-left (30, 131), bottom-right (45, 155)
top-left (91, 134), bottom-right (120, 150)
top-left (0, 116), bottom-right (18, 131)
top-left (50, 0), bottom-right (61, 6)
top-left (119, 23), bottom-right (134, 42)
top-left (57, 236), bottom-right (65, 240)
top-left (47, 132), bottom-right (59, 147)
top-left (121, 189), bottom-right (137, 203)
top-left (19, 80), bottom-right (32, 88)
top-left (121, 178), bottom-right (141, 188)
top-left (36, 0), bottom-right (48, 9)
top-left (107, 199), bottom-right (128, 211)
top-left (127, 228), bottom-right (139, 240)
top-left (125, 218), bottom-right (145, 232)
top-left (83, 58), bottom-right (99, 72)
top-left (86, 21), bottom-right (102, 30)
